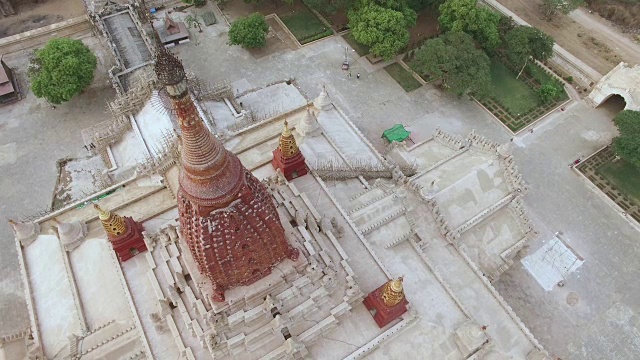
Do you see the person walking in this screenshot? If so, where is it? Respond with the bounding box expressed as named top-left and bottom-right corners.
top-left (356, 73), bottom-right (360, 79)
top-left (348, 71), bottom-right (352, 78)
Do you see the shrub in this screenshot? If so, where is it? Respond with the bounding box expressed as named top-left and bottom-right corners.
top-left (538, 83), bottom-right (561, 103)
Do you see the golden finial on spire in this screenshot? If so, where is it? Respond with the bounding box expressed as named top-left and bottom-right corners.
top-left (94, 204), bottom-right (127, 237)
top-left (381, 276), bottom-right (405, 307)
top-left (282, 119), bottom-right (292, 137)
top-left (94, 204), bottom-right (110, 220)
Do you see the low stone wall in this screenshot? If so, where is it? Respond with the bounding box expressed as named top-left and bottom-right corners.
top-left (0, 16), bottom-right (92, 55)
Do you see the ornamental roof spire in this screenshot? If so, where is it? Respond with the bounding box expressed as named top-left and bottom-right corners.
top-left (94, 204), bottom-right (127, 237)
top-left (278, 119), bottom-right (300, 159)
top-left (381, 276), bottom-right (405, 307)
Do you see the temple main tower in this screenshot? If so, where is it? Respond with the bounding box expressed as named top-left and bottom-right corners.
top-left (154, 41), bottom-right (298, 302)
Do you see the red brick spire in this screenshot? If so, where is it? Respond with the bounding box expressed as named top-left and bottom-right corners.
top-left (154, 42), bottom-right (298, 302)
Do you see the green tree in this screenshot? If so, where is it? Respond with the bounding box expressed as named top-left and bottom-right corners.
top-left (541, 0), bottom-right (584, 19)
top-left (348, 1), bottom-right (416, 60)
top-left (412, 31), bottom-right (492, 98)
top-left (537, 83), bottom-right (560, 103)
top-left (438, 0), bottom-right (501, 50)
top-left (228, 13), bottom-right (269, 49)
top-left (612, 110), bottom-right (640, 167)
top-left (497, 13), bottom-right (516, 39)
top-left (28, 38), bottom-right (97, 105)
top-left (504, 25), bottom-right (554, 77)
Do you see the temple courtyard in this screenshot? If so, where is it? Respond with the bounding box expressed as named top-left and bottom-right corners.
top-left (0, 4), bottom-right (639, 360)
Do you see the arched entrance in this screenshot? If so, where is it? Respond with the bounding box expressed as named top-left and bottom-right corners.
top-left (596, 94), bottom-right (627, 115)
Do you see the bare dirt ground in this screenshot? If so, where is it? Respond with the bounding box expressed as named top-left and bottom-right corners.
top-left (496, 0), bottom-right (640, 75)
top-left (0, 0), bottom-right (85, 38)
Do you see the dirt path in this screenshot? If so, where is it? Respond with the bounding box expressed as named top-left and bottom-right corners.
top-left (495, 0), bottom-right (640, 75)
top-left (0, 0), bottom-right (85, 39)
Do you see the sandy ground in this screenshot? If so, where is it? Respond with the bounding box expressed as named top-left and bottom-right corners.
top-left (0, 0), bottom-right (86, 38)
top-left (495, 0), bottom-right (640, 74)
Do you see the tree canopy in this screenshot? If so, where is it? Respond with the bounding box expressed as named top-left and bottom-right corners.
top-left (406, 0), bottom-right (442, 11)
top-left (504, 25), bottom-right (554, 69)
top-left (28, 38), bottom-right (97, 105)
top-left (541, 0), bottom-right (584, 19)
top-left (228, 13), bottom-right (270, 49)
top-left (612, 110), bottom-right (640, 167)
top-left (438, 0), bottom-right (501, 50)
top-left (305, 0), bottom-right (355, 15)
top-left (412, 31), bottom-right (492, 98)
top-left (349, 0), bottom-right (416, 60)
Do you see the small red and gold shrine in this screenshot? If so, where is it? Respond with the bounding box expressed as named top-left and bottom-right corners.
top-left (94, 204), bottom-right (147, 262)
top-left (363, 276), bottom-right (409, 328)
top-left (272, 120), bottom-right (308, 180)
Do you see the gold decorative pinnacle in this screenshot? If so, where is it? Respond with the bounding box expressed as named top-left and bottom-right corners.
top-left (381, 276), bottom-right (405, 307)
top-left (278, 119), bottom-right (299, 159)
top-left (94, 204), bottom-right (127, 237)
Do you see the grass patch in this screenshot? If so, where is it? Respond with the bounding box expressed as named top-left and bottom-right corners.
top-left (597, 159), bottom-right (640, 203)
top-left (490, 59), bottom-right (540, 116)
top-left (280, 8), bottom-right (332, 44)
top-left (525, 63), bottom-right (555, 85)
top-left (201, 11), bottom-right (217, 26)
top-left (343, 32), bottom-right (370, 56)
top-left (384, 63), bottom-right (422, 92)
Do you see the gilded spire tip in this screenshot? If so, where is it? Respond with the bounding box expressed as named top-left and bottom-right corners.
top-left (94, 204), bottom-right (111, 221)
top-left (282, 119), bottom-right (292, 137)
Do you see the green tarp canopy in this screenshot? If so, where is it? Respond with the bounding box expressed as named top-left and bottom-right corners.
top-left (382, 124), bottom-right (411, 143)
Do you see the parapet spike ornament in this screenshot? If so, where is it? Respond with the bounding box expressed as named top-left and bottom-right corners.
top-left (8, 219), bottom-right (40, 246)
top-left (297, 107), bottom-right (322, 137)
